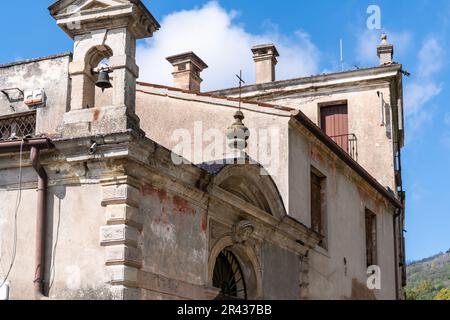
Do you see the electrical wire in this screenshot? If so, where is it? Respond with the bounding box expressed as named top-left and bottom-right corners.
top-left (0, 139), bottom-right (24, 288)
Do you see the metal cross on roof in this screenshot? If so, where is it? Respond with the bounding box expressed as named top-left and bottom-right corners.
top-left (235, 70), bottom-right (245, 111)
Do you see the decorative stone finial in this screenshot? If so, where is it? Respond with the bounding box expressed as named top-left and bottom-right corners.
top-left (226, 111), bottom-right (250, 152)
top-left (232, 220), bottom-right (255, 243)
top-left (377, 33), bottom-right (394, 65)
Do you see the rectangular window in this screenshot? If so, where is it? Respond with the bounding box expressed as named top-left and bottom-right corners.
top-left (0, 111), bottom-right (36, 140)
top-left (320, 103), bottom-right (349, 152)
top-left (311, 168), bottom-right (327, 248)
top-left (365, 209), bottom-right (378, 267)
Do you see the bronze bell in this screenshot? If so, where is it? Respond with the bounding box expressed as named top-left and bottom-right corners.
top-left (95, 70), bottom-right (113, 92)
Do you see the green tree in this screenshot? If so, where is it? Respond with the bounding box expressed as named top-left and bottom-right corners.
top-left (406, 280), bottom-right (433, 300)
top-left (434, 288), bottom-right (450, 300)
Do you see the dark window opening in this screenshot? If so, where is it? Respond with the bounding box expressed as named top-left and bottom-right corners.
top-left (213, 249), bottom-right (247, 300)
top-left (365, 209), bottom-right (378, 268)
top-left (311, 169), bottom-right (327, 248)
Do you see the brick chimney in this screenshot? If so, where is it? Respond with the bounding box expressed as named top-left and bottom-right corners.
top-left (377, 34), bottom-right (394, 65)
top-left (252, 44), bottom-right (279, 84)
top-left (166, 52), bottom-right (208, 92)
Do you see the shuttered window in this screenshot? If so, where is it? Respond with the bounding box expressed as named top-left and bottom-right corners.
top-left (365, 209), bottom-right (378, 267)
top-left (311, 171), bottom-right (324, 236)
top-left (320, 104), bottom-right (349, 152)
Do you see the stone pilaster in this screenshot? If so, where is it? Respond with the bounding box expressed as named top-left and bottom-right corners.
top-left (100, 181), bottom-right (143, 300)
top-left (299, 254), bottom-right (310, 299)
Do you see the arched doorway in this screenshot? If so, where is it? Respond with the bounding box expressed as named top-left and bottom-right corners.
top-left (213, 249), bottom-right (247, 300)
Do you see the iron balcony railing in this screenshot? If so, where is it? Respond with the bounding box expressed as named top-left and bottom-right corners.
top-left (329, 133), bottom-right (358, 162)
top-left (0, 111), bottom-right (36, 140)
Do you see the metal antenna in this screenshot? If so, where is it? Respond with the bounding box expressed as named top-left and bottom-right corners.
top-left (340, 39), bottom-right (344, 72)
top-left (235, 70), bottom-right (245, 111)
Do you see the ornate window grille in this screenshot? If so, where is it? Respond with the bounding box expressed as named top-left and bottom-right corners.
top-left (213, 249), bottom-right (247, 300)
top-left (0, 111), bottom-right (36, 140)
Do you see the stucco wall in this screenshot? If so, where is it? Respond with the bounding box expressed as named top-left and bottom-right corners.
top-left (0, 55), bottom-right (71, 136)
top-left (262, 242), bottom-right (300, 299)
top-left (139, 182), bottom-right (208, 286)
top-left (270, 85), bottom-right (396, 191)
top-left (289, 126), bottom-right (397, 299)
top-left (0, 177), bottom-right (108, 299)
top-left (136, 88), bottom-right (292, 219)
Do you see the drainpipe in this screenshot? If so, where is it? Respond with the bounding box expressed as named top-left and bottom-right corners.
top-left (0, 138), bottom-right (52, 299)
top-left (30, 147), bottom-right (47, 300)
top-left (393, 208), bottom-right (401, 300)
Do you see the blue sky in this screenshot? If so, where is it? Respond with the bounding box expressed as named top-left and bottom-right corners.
top-left (1, 1), bottom-right (449, 261)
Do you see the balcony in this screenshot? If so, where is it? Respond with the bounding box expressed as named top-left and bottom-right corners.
top-left (0, 111), bottom-right (36, 140)
top-left (329, 133), bottom-right (358, 161)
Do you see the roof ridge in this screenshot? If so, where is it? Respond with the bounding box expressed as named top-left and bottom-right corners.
top-left (0, 52), bottom-right (72, 69)
top-left (136, 81), bottom-right (294, 112)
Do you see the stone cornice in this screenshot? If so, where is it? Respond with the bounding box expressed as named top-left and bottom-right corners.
top-left (209, 64), bottom-right (402, 98)
top-left (49, 0), bottom-right (160, 39)
top-left (209, 186), bottom-right (322, 253)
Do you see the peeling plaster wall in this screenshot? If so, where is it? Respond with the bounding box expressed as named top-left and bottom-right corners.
top-left (0, 56), bottom-right (399, 300)
top-left (262, 242), bottom-right (300, 299)
top-left (139, 182), bottom-right (208, 287)
top-left (289, 127), bottom-right (397, 300)
top-left (0, 171), bottom-right (109, 300)
top-left (270, 86), bottom-right (396, 191)
top-left (0, 55), bottom-right (71, 136)
top-left (136, 89), bottom-right (291, 218)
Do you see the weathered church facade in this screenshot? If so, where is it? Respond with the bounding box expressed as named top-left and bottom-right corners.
top-left (0, 0), bottom-right (406, 300)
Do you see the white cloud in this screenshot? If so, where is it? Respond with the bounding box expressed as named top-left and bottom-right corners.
top-left (417, 37), bottom-right (444, 78)
top-left (354, 30), bottom-right (444, 130)
top-left (404, 82), bottom-right (442, 116)
top-left (355, 29), bottom-right (412, 66)
top-left (404, 36), bottom-right (444, 117)
top-left (136, 1), bottom-right (320, 91)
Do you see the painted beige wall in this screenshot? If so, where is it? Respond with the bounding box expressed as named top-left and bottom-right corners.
top-left (134, 87), bottom-right (398, 299)
top-left (139, 182), bottom-right (208, 286)
top-left (135, 87), bottom-right (292, 218)
top-left (270, 85), bottom-right (396, 191)
top-left (289, 127), bottom-right (397, 299)
top-left (0, 180), bottom-right (108, 299)
top-left (0, 55), bottom-right (71, 137)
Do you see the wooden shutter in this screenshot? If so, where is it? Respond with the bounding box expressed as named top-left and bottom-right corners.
top-left (365, 210), bottom-right (377, 267)
top-left (311, 172), bottom-right (322, 234)
top-left (320, 104), bottom-right (349, 152)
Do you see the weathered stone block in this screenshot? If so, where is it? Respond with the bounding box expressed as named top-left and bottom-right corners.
top-left (110, 285), bottom-right (142, 300)
top-left (101, 184), bottom-right (140, 207)
top-left (106, 204), bottom-right (143, 230)
top-left (106, 265), bottom-right (139, 287)
top-left (106, 245), bottom-right (142, 268)
top-left (100, 225), bottom-right (139, 247)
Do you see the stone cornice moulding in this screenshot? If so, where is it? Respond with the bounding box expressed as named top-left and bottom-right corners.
top-left (209, 64), bottom-right (403, 96)
top-left (49, 0), bottom-right (160, 39)
top-left (209, 187), bottom-right (322, 252)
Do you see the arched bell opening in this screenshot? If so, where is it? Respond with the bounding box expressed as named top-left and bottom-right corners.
top-left (83, 45), bottom-right (114, 109)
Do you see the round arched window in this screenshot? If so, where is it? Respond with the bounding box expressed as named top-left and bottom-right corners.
top-left (213, 249), bottom-right (247, 300)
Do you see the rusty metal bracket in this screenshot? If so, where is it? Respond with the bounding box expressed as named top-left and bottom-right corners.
top-left (1, 88), bottom-right (24, 102)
